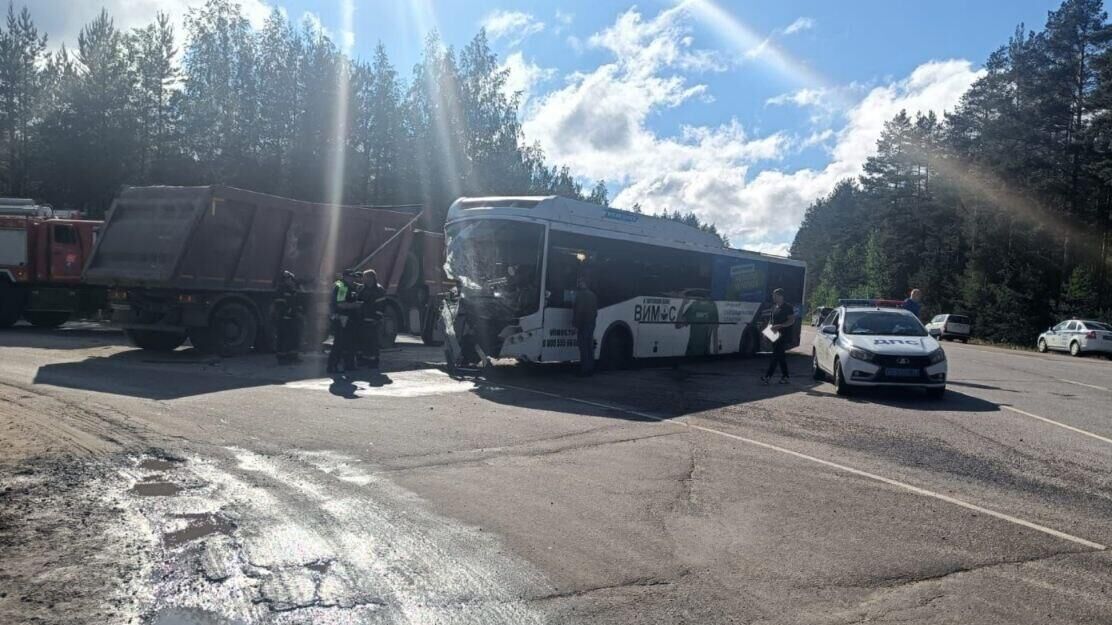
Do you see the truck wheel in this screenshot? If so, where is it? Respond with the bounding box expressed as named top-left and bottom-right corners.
top-left (125, 329), bottom-right (186, 351)
top-left (0, 282), bottom-right (27, 328)
top-left (198, 301), bottom-right (258, 356)
top-left (422, 308), bottom-right (445, 346)
top-left (24, 311), bottom-right (70, 328)
top-left (380, 304), bottom-right (400, 348)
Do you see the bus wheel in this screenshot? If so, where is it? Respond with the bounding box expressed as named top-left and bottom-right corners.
top-left (738, 329), bottom-right (757, 358)
top-left (600, 327), bottom-right (632, 370)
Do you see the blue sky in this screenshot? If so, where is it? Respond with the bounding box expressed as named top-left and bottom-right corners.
top-left (52, 0), bottom-right (1065, 254)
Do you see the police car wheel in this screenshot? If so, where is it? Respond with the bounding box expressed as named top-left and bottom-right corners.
top-left (1037, 338), bottom-right (1048, 353)
top-left (1069, 341), bottom-right (1081, 357)
top-left (811, 351), bottom-right (824, 381)
top-left (833, 359), bottom-right (851, 396)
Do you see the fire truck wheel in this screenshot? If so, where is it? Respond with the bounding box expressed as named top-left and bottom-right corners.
top-left (125, 329), bottom-right (186, 351)
top-left (24, 311), bottom-right (70, 328)
top-left (0, 282), bottom-right (27, 328)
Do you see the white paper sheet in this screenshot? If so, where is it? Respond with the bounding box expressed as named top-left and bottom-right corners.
top-left (762, 325), bottom-right (780, 343)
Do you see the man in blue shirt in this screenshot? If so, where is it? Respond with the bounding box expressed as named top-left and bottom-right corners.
top-left (903, 288), bottom-right (923, 320)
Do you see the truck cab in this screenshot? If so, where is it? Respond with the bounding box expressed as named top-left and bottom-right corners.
top-left (0, 201), bottom-right (102, 328)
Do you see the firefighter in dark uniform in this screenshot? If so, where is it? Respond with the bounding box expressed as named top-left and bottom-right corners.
top-left (327, 269), bottom-right (360, 374)
top-left (357, 269), bottom-right (386, 370)
top-left (272, 270), bottom-right (303, 364)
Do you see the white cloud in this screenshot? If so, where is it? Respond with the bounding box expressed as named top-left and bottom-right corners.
top-left (783, 17), bottom-right (815, 35)
top-left (31, 0), bottom-right (271, 51)
top-left (524, 7), bottom-right (776, 188)
top-left (766, 87), bottom-right (827, 108)
top-left (523, 5), bottom-right (983, 253)
top-left (500, 52), bottom-right (557, 111)
top-left (481, 10), bottom-right (545, 46)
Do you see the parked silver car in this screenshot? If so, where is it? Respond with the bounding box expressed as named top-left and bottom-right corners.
top-left (1037, 319), bottom-right (1112, 357)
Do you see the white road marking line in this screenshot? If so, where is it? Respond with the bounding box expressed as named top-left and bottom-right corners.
top-left (1056, 378), bottom-right (1110, 392)
top-left (488, 380), bottom-right (1106, 551)
top-left (491, 381), bottom-right (666, 420)
top-left (680, 422), bottom-right (1105, 550)
top-left (1001, 405), bottom-right (1112, 446)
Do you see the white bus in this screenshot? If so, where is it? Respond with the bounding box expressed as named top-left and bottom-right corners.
top-left (441, 196), bottom-right (806, 368)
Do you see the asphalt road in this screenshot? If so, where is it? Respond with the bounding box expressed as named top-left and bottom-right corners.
top-left (1, 324), bottom-right (1111, 624)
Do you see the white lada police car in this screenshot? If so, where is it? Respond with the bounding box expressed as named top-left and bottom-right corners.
top-left (811, 302), bottom-right (947, 398)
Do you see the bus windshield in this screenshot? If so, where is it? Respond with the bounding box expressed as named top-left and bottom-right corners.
top-left (445, 219), bottom-right (544, 317)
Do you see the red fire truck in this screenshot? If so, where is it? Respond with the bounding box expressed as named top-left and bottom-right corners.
top-left (0, 199), bottom-right (103, 328)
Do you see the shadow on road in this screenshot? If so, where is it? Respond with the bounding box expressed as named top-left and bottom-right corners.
top-left (834, 386), bottom-right (1001, 412)
top-left (462, 351), bottom-right (825, 421)
top-left (0, 324), bottom-right (128, 350)
top-left (31, 343), bottom-right (434, 400)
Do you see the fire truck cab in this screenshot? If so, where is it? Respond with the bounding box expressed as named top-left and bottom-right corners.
top-left (0, 199), bottom-right (102, 328)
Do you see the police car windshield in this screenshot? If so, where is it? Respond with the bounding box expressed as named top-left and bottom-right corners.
top-left (844, 310), bottom-right (927, 336)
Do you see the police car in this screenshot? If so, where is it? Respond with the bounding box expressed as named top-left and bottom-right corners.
top-left (811, 301), bottom-right (947, 398)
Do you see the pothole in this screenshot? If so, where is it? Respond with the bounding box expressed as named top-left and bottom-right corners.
top-left (164, 513), bottom-right (234, 548)
top-left (139, 458), bottom-right (182, 471)
top-left (131, 481), bottom-right (182, 497)
top-left (305, 559), bottom-right (331, 574)
top-left (147, 606), bottom-right (245, 625)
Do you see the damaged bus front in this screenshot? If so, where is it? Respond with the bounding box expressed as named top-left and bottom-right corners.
top-left (441, 209), bottom-right (545, 367)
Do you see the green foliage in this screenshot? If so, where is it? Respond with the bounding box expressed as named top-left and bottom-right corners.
top-left (0, 0), bottom-right (621, 225)
top-left (792, 0), bottom-right (1112, 343)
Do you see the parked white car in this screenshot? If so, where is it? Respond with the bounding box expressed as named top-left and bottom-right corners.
top-left (925, 313), bottom-right (971, 343)
top-left (1037, 319), bottom-right (1112, 358)
top-left (812, 305), bottom-right (947, 398)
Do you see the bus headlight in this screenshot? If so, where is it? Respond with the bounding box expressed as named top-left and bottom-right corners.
top-left (849, 347), bottom-right (876, 362)
top-left (928, 348), bottom-right (946, 365)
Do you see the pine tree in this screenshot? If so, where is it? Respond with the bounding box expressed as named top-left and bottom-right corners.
top-left (0, 4), bottom-right (47, 196)
top-left (129, 13), bottom-right (178, 183)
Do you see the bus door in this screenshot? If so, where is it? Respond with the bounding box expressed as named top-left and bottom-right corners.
top-left (541, 241), bottom-right (587, 362)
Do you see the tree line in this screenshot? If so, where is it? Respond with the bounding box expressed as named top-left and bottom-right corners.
top-left (791, 0), bottom-right (1112, 343)
top-left (0, 0), bottom-right (615, 226)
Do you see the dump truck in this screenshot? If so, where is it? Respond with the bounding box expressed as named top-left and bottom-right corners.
top-left (0, 199), bottom-right (104, 328)
top-left (83, 185), bottom-right (450, 355)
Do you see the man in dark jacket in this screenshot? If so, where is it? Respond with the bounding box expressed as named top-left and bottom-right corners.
top-left (761, 288), bottom-right (795, 384)
top-left (327, 269), bottom-right (360, 374)
top-left (572, 276), bottom-right (599, 377)
top-left (273, 271), bottom-right (303, 364)
top-left (357, 269), bottom-right (387, 370)
top-left (903, 288), bottom-right (923, 320)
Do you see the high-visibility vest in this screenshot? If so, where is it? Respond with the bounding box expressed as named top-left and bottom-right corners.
top-left (334, 280), bottom-right (348, 302)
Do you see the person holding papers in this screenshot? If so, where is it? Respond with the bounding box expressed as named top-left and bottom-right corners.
top-left (760, 288), bottom-right (796, 385)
